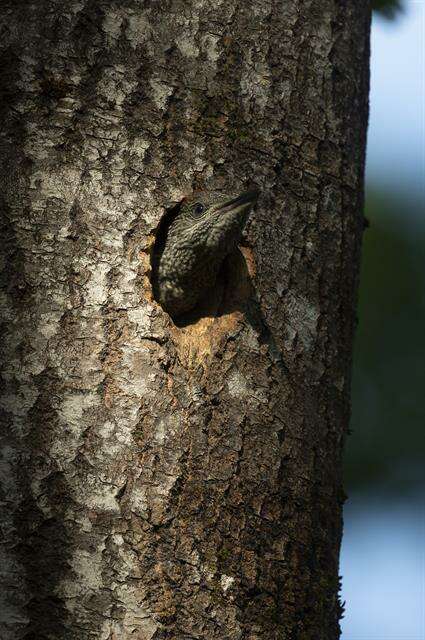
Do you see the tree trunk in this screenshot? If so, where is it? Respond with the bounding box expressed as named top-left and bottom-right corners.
top-left (0, 2), bottom-right (370, 639)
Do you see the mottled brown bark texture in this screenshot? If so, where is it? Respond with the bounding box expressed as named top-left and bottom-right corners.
top-left (0, 1), bottom-right (370, 638)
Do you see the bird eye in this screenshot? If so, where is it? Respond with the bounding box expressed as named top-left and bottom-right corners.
top-left (192, 203), bottom-right (205, 217)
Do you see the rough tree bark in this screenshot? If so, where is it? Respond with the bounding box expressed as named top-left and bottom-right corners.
top-left (0, 1), bottom-right (370, 639)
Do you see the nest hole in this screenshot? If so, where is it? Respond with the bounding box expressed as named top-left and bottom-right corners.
top-left (150, 201), bottom-right (181, 313)
top-left (150, 203), bottom-right (253, 328)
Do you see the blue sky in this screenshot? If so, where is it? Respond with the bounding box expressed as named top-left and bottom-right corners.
top-left (367, 3), bottom-right (424, 200)
top-left (341, 493), bottom-right (425, 639)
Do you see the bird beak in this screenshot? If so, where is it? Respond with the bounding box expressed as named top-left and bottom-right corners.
top-left (217, 189), bottom-right (260, 215)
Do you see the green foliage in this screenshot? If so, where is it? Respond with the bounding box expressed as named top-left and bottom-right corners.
top-left (345, 188), bottom-right (425, 492)
top-left (372, 0), bottom-right (404, 19)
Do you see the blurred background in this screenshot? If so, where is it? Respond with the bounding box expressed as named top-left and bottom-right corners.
top-left (341, 1), bottom-right (425, 637)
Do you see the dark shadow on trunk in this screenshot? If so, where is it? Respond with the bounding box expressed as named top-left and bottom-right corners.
top-left (0, 202), bottom-right (74, 638)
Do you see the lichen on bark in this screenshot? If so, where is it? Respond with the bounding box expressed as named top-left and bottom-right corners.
top-left (0, 1), bottom-right (370, 638)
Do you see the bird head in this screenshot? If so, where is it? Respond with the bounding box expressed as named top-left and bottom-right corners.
top-left (166, 189), bottom-right (259, 256)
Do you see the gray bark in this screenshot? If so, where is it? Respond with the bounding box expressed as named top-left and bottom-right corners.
top-left (0, 1), bottom-right (370, 638)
